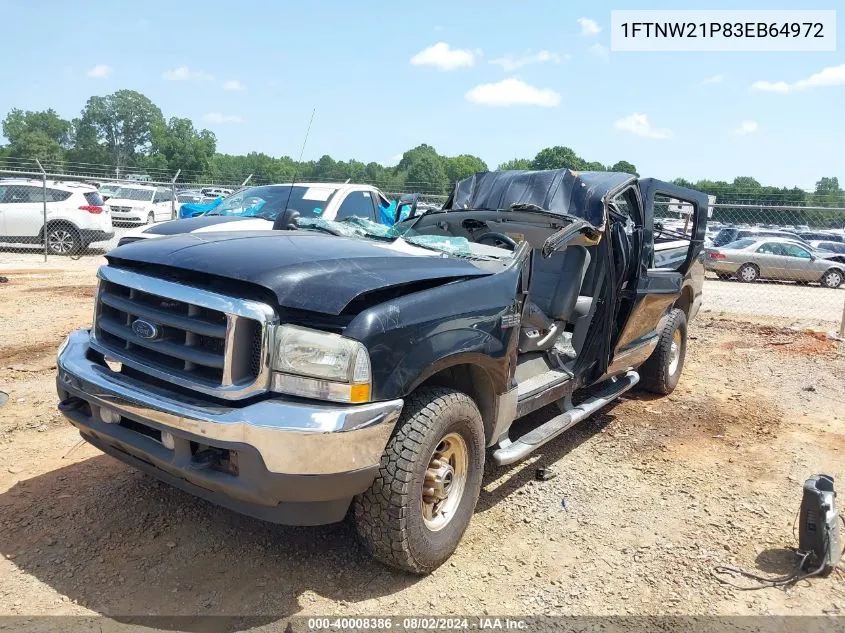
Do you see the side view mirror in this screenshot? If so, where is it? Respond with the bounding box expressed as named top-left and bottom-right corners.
top-left (273, 209), bottom-right (300, 230)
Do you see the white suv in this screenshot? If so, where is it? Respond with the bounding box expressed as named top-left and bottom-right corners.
top-left (0, 179), bottom-right (114, 255)
top-left (105, 184), bottom-right (176, 225)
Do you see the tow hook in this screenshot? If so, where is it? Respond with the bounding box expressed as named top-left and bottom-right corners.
top-left (189, 448), bottom-right (226, 470)
top-left (58, 396), bottom-right (86, 412)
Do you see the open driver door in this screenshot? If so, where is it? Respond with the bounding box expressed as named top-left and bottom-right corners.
top-left (608, 179), bottom-right (708, 374)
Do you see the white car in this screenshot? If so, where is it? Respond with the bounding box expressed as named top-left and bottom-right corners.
top-left (200, 186), bottom-right (233, 198)
top-left (0, 179), bottom-right (114, 255)
top-left (106, 184), bottom-right (177, 225)
top-left (117, 182), bottom-right (403, 246)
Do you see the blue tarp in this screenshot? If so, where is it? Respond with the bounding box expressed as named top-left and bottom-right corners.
top-left (179, 197), bottom-right (223, 219)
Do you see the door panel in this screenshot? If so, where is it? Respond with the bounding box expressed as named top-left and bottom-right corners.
top-left (614, 269), bottom-right (681, 355)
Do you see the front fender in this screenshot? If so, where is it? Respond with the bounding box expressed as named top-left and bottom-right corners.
top-left (344, 265), bottom-right (525, 400)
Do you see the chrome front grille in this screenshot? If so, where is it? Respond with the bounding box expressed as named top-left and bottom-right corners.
top-left (91, 267), bottom-right (277, 399)
top-left (109, 205), bottom-right (132, 214)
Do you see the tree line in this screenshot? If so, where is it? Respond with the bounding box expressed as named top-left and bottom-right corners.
top-left (1, 89), bottom-right (843, 222)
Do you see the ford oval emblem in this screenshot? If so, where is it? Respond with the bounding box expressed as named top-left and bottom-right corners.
top-left (131, 319), bottom-right (159, 340)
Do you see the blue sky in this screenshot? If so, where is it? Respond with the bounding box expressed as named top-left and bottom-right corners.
top-left (0, 0), bottom-right (842, 189)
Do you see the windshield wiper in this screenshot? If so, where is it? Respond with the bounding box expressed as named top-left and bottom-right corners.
top-left (297, 223), bottom-right (343, 237)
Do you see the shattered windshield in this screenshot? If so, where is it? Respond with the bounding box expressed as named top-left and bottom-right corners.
top-left (295, 216), bottom-right (511, 260)
top-left (207, 185), bottom-right (336, 219)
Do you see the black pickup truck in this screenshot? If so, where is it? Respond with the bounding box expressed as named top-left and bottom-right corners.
top-left (56, 169), bottom-right (707, 573)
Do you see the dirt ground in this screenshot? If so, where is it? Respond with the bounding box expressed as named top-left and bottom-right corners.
top-left (1, 263), bottom-right (844, 622)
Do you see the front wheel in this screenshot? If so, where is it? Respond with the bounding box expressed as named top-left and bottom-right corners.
top-left (715, 273), bottom-right (732, 281)
top-left (821, 269), bottom-right (843, 289)
top-left (353, 387), bottom-right (485, 574)
top-left (640, 308), bottom-right (687, 395)
top-left (146, 211), bottom-right (155, 225)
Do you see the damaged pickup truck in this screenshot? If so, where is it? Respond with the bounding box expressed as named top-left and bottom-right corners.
top-left (56, 169), bottom-right (707, 573)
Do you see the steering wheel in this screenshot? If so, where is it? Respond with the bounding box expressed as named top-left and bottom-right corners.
top-left (476, 232), bottom-right (517, 251)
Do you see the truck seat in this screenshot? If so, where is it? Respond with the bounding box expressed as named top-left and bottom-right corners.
top-left (519, 246), bottom-right (591, 353)
top-left (530, 246), bottom-right (591, 321)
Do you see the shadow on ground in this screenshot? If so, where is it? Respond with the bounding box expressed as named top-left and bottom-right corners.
top-left (0, 455), bottom-right (416, 630)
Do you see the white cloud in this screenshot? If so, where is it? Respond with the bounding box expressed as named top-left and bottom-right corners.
top-left (578, 18), bottom-right (601, 36)
top-left (490, 50), bottom-right (564, 72)
top-left (702, 74), bottom-right (724, 85)
top-left (465, 78), bottom-right (560, 107)
top-left (222, 79), bottom-right (245, 91)
top-left (202, 112), bottom-right (245, 124)
top-left (733, 120), bottom-right (758, 135)
top-left (751, 63), bottom-right (845, 93)
top-left (588, 43), bottom-right (610, 60)
top-left (86, 64), bottom-right (113, 79)
top-left (751, 80), bottom-right (791, 94)
top-left (163, 65), bottom-right (214, 81)
top-left (409, 42), bottom-right (476, 71)
top-left (614, 113), bottom-right (673, 140)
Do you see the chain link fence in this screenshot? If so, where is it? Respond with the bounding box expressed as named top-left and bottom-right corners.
top-left (654, 196), bottom-right (845, 333)
top-left (1, 163), bottom-right (843, 333)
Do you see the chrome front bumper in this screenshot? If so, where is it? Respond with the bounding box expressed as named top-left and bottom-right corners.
top-left (56, 329), bottom-right (403, 476)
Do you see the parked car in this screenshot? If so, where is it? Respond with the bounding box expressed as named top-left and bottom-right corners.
top-left (57, 168), bottom-right (708, 572)
top-left (809, 240), bottom-right (845, 259)
top-left (116, 182), bottom-right (401, 245)
top-left (176, 190), bottom-right (204, 205)
top-left (711, 226), bottom-right (809, 248)
top-left (705, 237), bottom-right (844, 288)
top-left (0, 178), bottom-right (113, 255)
top-left (106, 185), bottom-right (176, 225)
top-left (799, 230), bottom-right (844, 244)
top-left (97, 182), bottom-right (123, 201)
top-left (200, 186), bottom-right (233, 198)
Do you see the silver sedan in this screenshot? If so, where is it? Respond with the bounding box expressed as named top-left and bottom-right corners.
top-left (705, 237), bottom-right (844, 289)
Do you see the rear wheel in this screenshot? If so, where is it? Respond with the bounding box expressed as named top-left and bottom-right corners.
top-left (821, 268), bottom-right (843, 289)
top-left (736, 263), bottom-right (759, 283)
top-left (45, 224), bottom-right (82, 256)
top-left (640, 308), bottom-right (687, 395)
top-left (353, 387), bottom-right (485, 574)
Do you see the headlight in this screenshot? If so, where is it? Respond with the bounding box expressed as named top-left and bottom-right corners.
top-left (270, 325), bottom-right (371, 403)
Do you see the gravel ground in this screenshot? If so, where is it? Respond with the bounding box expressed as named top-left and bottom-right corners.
top-left (702, 273), bottom-right (843, 330)
top-left (0, 265), bottom-right (844, 623)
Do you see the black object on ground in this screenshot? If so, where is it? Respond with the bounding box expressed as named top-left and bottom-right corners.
top-left (536, 466), bottom-right (558, 481)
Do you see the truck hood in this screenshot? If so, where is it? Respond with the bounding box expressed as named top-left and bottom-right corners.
top-left (107, 231), bottom-right (492, 315)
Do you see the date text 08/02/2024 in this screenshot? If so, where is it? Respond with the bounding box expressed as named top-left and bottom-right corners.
top-left (307, 617), bottom-right (529, 630)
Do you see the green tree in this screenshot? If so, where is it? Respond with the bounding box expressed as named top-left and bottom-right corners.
top-left (3, 108), bottom-right (70, 146)
top-left (813, 176), bottom-right (844, 208)
top-left (582, 160), bottom-right (606, 171)
top-left (152, 117), bottom-right (216, 175)
top-left (611, 160), bottom-right (638, 176)
top-left (497, 158), bottom-right (533, 170)
top-left (74, 90), bottom-right (164, 168)
top-left (445, 154), bottom-right (487, 184)
top-left (405, 154), bottom-right (449, 194)
top-left (1, 108), bottom-right (71, 164)
top-left (397, 143), bottom-right (440, 171)
top-left (531, 146), bottom-right (585, 171)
